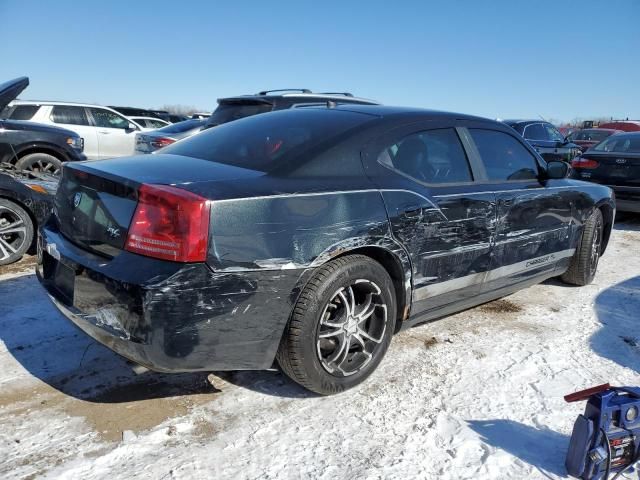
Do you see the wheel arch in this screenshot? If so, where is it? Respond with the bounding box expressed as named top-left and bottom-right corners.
top-left (596, 200), bottom-right (614, 255)
top-left (8, 143), bottom-right (69, 165)
top-left (332, 245), bottom-right (411, 331)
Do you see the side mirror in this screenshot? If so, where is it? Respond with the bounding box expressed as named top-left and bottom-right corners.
top-left (546, 160), bottom-right (569, 179)
top-left (126, 122), bottom-right (138, 131)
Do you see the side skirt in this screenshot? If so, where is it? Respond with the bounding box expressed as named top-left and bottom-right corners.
top-left (400, 269), bottom-right (562, 331)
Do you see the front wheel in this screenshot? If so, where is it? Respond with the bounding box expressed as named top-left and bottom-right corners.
top-left (15, 153), bottom-right (62, 175)
top-left (277, 255), bottom-right (396, 395)
top-left (561, 208), bottom-right (603, 286)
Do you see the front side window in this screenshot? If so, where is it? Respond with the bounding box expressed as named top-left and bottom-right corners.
top-left (469, 129), bottom-right (539, 181)
top-left (147, 119), bottom-right (167, 128)
top-left (8, 105), bottom-right (39, 120)
top-left (544, 124), bottom-right (565, 142)
top-left (50, 106), bottom-right (90, 126)
top-left (90, 108), bottom-right (130, 129)
top-left (377, 128), bottom-right (473, 184)
top-left (523, 123), bottom-right (547, 141)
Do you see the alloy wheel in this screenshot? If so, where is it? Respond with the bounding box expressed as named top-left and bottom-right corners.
top-left (0, 205), bottom-right (27, 262)
top-left (316, 279), bottom-right (388, 377)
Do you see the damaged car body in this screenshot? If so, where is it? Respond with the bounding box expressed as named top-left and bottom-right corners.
top-left (37, 105), bottom-right (615, 395)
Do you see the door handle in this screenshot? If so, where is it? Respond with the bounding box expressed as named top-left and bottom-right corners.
top-left (403, 205), bottom-right (422, 218)
top-left (98, 131), bottom-right (111, 135)
top-left (502, 198), bottom-right (514, 207)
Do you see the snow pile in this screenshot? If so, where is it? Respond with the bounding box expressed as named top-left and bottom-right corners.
top-left (0, 220), bottom-right (639, 479)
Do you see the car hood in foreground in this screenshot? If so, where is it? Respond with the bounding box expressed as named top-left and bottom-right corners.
top-left (0, 77), bottom-right (29, 113)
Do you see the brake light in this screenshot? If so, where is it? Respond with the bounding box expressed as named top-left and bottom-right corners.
top-left (571, 157), bottom-right (599, 169)
top-left (151, 137), bottom-right (176, 149)
top-left (125, 184), bottom-right (210, 262)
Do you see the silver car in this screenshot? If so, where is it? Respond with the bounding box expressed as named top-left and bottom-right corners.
top-left (134, 118), bottom-right (206, 154)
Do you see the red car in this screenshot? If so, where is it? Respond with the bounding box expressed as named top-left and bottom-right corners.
top-left (568, 128), bottom-right (623, 152)
top-left (598, 121), bottom-right (640, 132)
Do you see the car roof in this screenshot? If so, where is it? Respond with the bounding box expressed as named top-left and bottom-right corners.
top-left (12, 100), bottom-right (116, 109)
top-left (311, 103), bottom-right (492, 123)
top-left (219, 91), bottom-right (379, 105)
top-left (502, 119), bottom-right (551, 126)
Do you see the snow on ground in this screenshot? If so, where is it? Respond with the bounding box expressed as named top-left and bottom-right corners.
top-left (1, 217), bottom-right (639, 480)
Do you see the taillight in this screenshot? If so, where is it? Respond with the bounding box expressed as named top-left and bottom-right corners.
top-left (151, 137), bottom-right (176, 149)
top-left (125, 184), bottom-right (210, 262)
top-left (571, 157), bottom-right (599, 169)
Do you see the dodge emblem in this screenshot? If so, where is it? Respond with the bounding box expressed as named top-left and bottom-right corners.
top-left (73, 192), bottom-right (82, 208)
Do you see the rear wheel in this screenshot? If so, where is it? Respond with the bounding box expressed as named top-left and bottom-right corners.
top-left (15, 153), bottom-right (62, 175)
top-left (0, 199), bottom-right (34, 266)
top-left (277, 255), bottom-right (396, 395)
top-left (561, 208), bottom-right (603, 286)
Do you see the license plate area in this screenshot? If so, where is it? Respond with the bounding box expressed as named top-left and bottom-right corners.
top-left (45, 252), bottom-right (76, 306)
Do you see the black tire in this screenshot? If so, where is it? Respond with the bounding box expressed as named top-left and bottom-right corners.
top-left (277, 254), bottom-right (397, 395)
top-left (561, 208), bottom-right (603, 286)
top-left (15, 153), bottom-right (62, 175)
top-left (0, 199), bottom-right (34, 266)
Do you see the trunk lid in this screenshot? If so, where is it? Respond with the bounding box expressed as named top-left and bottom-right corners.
top-left (54, 155), bottom-right (262, 257)
top-left (577, 151), bottom-right (640, 187)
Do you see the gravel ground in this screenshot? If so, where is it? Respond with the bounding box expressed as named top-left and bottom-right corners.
top-left (0, 216), bottom-right (639, 479)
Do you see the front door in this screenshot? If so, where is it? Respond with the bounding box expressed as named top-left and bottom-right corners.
top-left (466, 127), bottom-right (574, 291)
top-left (365, 123), bottom-right (496, 314)
top-left (88, 108), bottom-right (137, 159)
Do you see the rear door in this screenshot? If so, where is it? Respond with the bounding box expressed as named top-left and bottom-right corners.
top-left (364, 121), bottom-right (496, 314)
top-left (466, 126), bottom-right (574, 291)
top-left (88, 107), bottom-right (138, 159)
top-left (48, 105), bottom-right (100, 160)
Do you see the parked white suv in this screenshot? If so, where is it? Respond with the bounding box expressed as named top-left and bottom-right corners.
top-left (4, 101), bottom-right (143, 160)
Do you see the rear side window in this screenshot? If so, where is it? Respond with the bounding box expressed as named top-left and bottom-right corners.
top-left (8, 105), bottom-right (39, 120)
top-left (205, 102), bottom-right (273, 128)
top-left (161, 109), bottom-right (373, 172)
top-left (470, 129), bottom-right (539, 181)
top-left (50, 106), bottom-right (90, 126)
top-left (377, 128), bottom-right (472, 184)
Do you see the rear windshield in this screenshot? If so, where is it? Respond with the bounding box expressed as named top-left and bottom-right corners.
top-left (204, 101), bottom-right (273, 128)
top-left (161, 108), bottom-right (374, 172)
top-left (592, 134), bottom-right (640, 153)
top-left (156, 118), bottom-right (205, 134)
top-left (570, 130), bottom-right (613, 142)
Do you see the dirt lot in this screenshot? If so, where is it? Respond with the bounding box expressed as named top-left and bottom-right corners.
top-left (1, 217), bottom-right (639, 479)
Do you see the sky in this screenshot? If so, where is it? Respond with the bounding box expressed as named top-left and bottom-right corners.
top-left (1, 0), bottom-right (638, 122)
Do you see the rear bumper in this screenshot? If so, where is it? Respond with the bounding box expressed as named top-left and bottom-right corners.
top-left (37, 224), bottom-right (307, 372)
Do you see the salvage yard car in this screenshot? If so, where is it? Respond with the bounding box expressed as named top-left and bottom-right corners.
top-left (572, 131), bottom-right (640, 213)
top-left (503, 119), bottom-right (581, 163)
top-left (0, 77), bottom-right (86, 173)
top-left (37, 105), bottom-right (615, 395)
top-left (0, 166), bottom-right (56, 265)
top-left (5, 100), bottom-right (143, 160)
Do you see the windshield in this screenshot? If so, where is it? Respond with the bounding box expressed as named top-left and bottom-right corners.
top-left (161, 108), bottom-right (375, 172)
top-left (592, 134), bottom-right (640, 153)
top-left (204, 101), bottom-right (273, 128)
top-left (570, 130), bottom-right (613, 142)
top-left (156, 118), bottom-right (205, 134)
